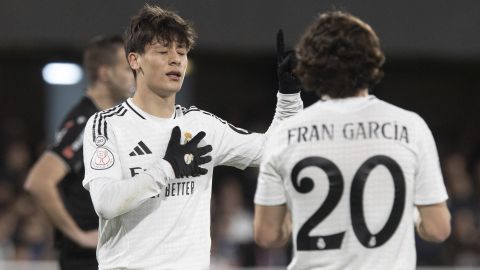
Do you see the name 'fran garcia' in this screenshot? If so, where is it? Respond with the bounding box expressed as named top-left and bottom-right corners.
top-left (287, 121), bottom-right (409, 145)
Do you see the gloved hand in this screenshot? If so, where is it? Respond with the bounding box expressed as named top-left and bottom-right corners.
top-left (277, 29), bottom-right (302, 94)
top-left (164, 126), bottom-right (212, 178)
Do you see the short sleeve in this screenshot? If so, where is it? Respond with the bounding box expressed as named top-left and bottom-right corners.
top-left (414, 116), bottom-right (448, 205)
top-left (82, 113), bottom-right (122, 189)
top-left (49, 115), bottom-right (88, 173)
top-left (254, 126), bottom-right (288, 206)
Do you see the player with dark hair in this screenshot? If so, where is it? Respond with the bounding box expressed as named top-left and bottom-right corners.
top-left (24, 35), bottom-right (133, 270)
top-left (81, 4), bottom-right (303, 269)
top-left (254, 11), bottom-right (450, 270)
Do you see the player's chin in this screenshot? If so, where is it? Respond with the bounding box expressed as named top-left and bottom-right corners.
top-left (164, 80), bottom-right (184, 92)
top-left (155, 85), bottom-right (182, 97)
top-left (119, 88), bottom-right (133, 99)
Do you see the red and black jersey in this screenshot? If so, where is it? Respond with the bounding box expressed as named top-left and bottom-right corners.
top-left (49, 96), bottom-right (98, 258)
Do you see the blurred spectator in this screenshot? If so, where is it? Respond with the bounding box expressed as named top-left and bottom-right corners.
top-left (0, 127), bottom-right (54, 261)
top-left (469, 159), bottom-right (480, 197)
top-left (444, 153), bottom-right (476, 208)
top-left (212, 176), bottom-right (255, 267)
top-left (211, 174), bottom-right (290, 268)
top-left (11, 194), bottom-right (52, 260)
top-left (14, 202), bottom-right (52, 260)
top-left (0, 141), bottom-right (32, 190)
top-left (0, 183), bottom-right (53, 261)
top-left (450, 208), bottom-right (480, 265)
top-left (0, 181), bottom-right (15, 211)
top-left (0, 211), bottom-right (16, 259)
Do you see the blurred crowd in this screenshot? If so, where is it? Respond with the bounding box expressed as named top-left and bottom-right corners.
top-left (0, 119), bottom-right (54, 261)
top-left (1, 114), bottom-right (480, 267)
top-left (416, 151), bottom-right (480, 266)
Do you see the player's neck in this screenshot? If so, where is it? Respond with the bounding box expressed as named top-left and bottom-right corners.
top-left (356, 89), bottom-right (369, 97)
top-left (86, 84), bottom-right (119, 110)
top-left (131, 87), bottom-right (176, 118)
top-left (324, 89), bottom-right (369, 100)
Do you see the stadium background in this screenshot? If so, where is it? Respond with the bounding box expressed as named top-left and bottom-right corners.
top-left (1, 0), bottom-right (480, 268)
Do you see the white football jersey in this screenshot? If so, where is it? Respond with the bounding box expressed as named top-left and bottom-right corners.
top-left (254, 95), bottom-right (448, 270)
top-left (83, 94), bottom-right (302, 269)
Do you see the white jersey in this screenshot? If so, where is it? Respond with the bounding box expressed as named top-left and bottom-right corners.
top-left (83, 94), bottom-right (302, 269)
top-left (254, 95), bottom-right (448, 270)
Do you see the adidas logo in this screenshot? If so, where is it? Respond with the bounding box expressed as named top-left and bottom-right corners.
top-left (129, 141), bottom-right (152, 156)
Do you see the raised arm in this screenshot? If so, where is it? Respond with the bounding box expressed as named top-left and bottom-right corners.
top-left (265, 30), bottom-right (304, 136)
top-left (213, 31), bottom-right (303, 169)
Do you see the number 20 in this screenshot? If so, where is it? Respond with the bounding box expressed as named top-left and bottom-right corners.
top-left (291, 155), bottom-right (406, 250)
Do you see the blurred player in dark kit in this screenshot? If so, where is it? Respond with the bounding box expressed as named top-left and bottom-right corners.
top-left (24, 35), bottom-right (133, 270)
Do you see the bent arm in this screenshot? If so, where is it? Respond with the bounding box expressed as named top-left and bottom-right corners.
top-left (24, 152), bottom-right (92, 246)
top-left (254, 204), bottom-right (291, 248)
top-left (415, 202), bottom-right (451, 243)
top-left (83, 113), bottom-right (175, 220)
top-left (86, 159), bottom-right (174, 220)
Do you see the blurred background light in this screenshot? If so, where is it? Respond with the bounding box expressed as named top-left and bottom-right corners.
top-left (42, 62), bottom-right (83, 85)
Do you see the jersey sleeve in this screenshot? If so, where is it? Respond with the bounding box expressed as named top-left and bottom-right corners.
top-left (414, 115), bottom-right (449, 205)
top-left (210, 93), bottom-right (302, 169)
top-left (82, 113), bottom-right (122, 189)
top-left (265, 92), bottom-right (303, 136)
top-left (254, 125), bottom-right (288, 206)
top-left (49, 114), bottom-right (88, 173)
top-left (210, 114), bottom-right (266, 169)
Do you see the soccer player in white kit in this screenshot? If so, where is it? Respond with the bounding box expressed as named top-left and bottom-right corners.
top-left (81, 4), bottom-right (303, 270)
top-left (253, 11), bottom-right (451, 270)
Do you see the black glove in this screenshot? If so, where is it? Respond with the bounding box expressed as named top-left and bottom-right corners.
top-left (277, 29), bottom-right (302, 94)
top-left (164, 126), bottom-right (212, 178)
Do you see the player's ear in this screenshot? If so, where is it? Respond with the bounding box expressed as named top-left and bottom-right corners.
top-left (97, 65), bottom-right (109, 82)
top-left (128, 52), bottom-right (141, 71)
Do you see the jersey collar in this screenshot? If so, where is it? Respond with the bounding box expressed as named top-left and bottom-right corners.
top-left (317, 95), bottom-right (378, 112)
top-left (125, 98), bottom-right (177, 122)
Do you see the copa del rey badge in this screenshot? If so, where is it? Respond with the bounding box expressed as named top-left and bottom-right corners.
top-left (90, 146), bottom-right (114, 170)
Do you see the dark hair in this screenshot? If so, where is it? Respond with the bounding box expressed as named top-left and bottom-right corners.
top-left (83, 35), bottom-right (124, 85)
top-left (124, 4), bottom-right (197, 78)
top-left (295, 11), bottom-right (385, 98)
